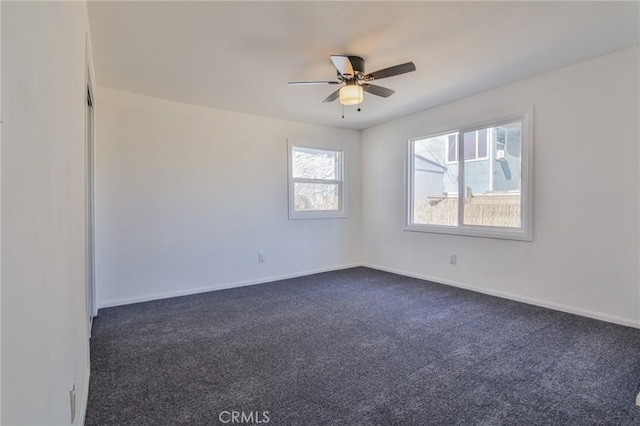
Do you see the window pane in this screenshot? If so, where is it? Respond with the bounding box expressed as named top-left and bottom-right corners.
top-left (412, 135), bottom-right (459, 226)
top-left (292, 147), bottom-right (340, 180)
top-left (447, 134), bottom-right (457, 162)
top-left (463, 121), bottom-right (522, 228)
top-left (294, 182), bottom-right (339, 211)
top-left (477, 129), bottom-right (488, 158)
top-left (463, 132), bottom-right (477, 160)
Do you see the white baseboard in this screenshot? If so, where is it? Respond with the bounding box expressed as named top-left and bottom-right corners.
top-left (98, 261), bottom-right (640, 330)
top-left (636, 392), bottom-right (640, 407)
top-left (78, 365), bottom-right (90, 426)
top-left (98, 263), bottom-right (361, 309)
top-left (362, 262), bottom-right (640, 330)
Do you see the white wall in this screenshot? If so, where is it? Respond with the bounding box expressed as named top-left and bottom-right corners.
top-left (2, 1), bottom-right (94, 424)
top-left (361, 47), bottom-right (640, 327)
top-left (0, 0), bottom-right (3, 420)
top-left (95, 88), bottom-right (361, 307)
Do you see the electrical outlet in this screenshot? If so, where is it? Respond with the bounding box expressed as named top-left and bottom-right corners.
top-left (70, 382), bottom-right (76, 423)
top-left (449, 254), bottom-right (457, 265)
top-left (258, 252), bottom-right (266, 264)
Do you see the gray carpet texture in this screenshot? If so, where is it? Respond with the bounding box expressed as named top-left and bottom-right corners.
top-left (86, 267), bottom-right (640, 425)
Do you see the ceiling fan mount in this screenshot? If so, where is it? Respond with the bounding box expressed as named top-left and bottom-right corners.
top-left (289, 55), bottom-right (416, 106)
top-left (335, 55), bottom-right (365, 80)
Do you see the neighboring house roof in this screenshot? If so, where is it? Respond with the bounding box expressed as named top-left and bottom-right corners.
top-left (415, 153), bottom-right (447, 173)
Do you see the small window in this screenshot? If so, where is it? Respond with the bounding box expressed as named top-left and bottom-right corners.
top-left (446, 130), bottom-right (489, 163)
top-left (288, 144), bottom-right (345, 219)
top-left (407, 112), bottom-right (532, 241)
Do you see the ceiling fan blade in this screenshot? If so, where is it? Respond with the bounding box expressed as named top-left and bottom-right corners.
top-left (362, 84), bottom-right (395, 98)
top-left (364, 62), bottom-right (416, 81)
top-left (288, 81), bottom-right (341, 85)
top-left (322, 88), bottom-right (341, 103)
top-left (331, 55), bottom-right (355, 78)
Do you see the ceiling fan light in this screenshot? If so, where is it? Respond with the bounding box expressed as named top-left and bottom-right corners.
top-left (339, 85), bottom-right (363, 106)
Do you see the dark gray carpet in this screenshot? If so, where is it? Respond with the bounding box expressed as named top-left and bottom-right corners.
top-left (86, 267), bottom-right (640, 425)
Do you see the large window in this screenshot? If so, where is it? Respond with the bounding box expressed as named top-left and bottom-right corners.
top-left (407, 112), bottom-right (532, 240)
top-left (288, 144), bottom-right (345, 219)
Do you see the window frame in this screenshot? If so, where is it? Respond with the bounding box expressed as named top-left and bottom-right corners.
top-left (288, 141), bottom-right (347, 220)
top-left (405, 110), bottom-right (533, 241)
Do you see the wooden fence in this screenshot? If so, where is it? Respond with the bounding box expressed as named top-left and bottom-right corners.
top-left (414, 194), bottom-right (521, 228)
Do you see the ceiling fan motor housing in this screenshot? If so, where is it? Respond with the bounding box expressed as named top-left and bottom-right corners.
top-left (349, 56), bottom-right (365, 74)
top-left (342, 56), bottom-right (365, 79)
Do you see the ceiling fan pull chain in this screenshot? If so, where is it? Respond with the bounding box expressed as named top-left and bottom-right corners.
top-left (342, 103), bottom-right (345, 119)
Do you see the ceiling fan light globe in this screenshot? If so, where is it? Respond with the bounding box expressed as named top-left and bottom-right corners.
top-left (339, 85), bottom-right (363, 106)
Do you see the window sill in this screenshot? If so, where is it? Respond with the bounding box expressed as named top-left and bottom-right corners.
top-left (404, 224), bottom-right (532, 241)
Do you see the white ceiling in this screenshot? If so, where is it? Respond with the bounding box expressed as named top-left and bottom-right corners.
top-left (87, 1), bottom-right (639, 130)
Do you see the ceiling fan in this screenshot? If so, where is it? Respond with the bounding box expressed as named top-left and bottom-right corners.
top-left (288, 55), bottom-right (416, 108)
